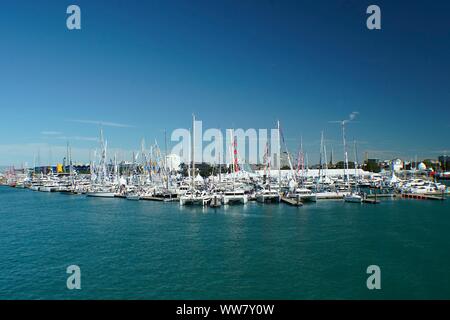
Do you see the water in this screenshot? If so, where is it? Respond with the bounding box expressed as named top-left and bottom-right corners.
top-left (1, 186), bottom-right (449, 299)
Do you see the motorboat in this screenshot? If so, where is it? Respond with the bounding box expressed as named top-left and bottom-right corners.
top-left (344, 193), bottom-right (363, 203)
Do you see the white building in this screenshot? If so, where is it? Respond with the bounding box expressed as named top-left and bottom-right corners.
top-left (391, 159), bottom-right (403, 172)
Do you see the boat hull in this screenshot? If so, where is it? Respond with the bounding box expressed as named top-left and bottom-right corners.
top-left (223, 195), bottom-right (248, 205)
top-left (256, 195), bottom-right (281, 203)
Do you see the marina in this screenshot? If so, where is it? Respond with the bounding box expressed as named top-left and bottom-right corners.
top-left (1, 0), bottom-right (449, 302)
top-left (1, 116), bottom-right (448, 208)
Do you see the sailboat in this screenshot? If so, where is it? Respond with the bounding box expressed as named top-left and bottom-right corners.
top-left (256, 121), bottom-right (281, 203)
top-left (179, 115), bottom-right (212, 206)
top-left (340, 122), bottom-right (362, 203)
top-left (222, 132), bottom-right (248, 205)
top-left (86, 129), bottom-right (117, 198)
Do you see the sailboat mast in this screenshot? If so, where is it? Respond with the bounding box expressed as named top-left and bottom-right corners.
top-left (318, 131), bottom-right (323, 190)
top-left (342, 121), bottom-right (350, 190)
top-left (164, 129), bottom-right (169, 189)
top-left (218, 152), bottom-right (222, 182)
top-left (191, 115), bottom-right (195, 189)
top-left (353, 140), bottom-right (358, 180)
top-left (277, 120), bottom-right (281, 190)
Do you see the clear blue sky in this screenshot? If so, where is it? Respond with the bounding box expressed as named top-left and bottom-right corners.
top-left (0, 0), bottom-right (449, 166)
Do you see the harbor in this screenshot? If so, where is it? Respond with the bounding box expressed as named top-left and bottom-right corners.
top-left (1, 116), bottom-right (448, 208)
top-left (1, 130), bottom-right (448, 208)
top-left (1, 0), bottom-right (450, 302)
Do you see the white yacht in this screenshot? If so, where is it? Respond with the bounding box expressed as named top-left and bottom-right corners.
top-left (86, 185), bottom-right (116, 198)
top-left (179, 190), bottom-right (211, 206)
top-left (256, 188), bottom-right (281, 203)
top-left (290, 188), bottom-right (317, 202)
top-left (344, 193), bottom-right (363, 203)
top-left (223, 189), bottom-right (248, 205)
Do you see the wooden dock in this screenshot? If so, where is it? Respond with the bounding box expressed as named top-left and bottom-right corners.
top-left (281, 196), bottom-right (303, 207)
top-left (366, 193), bottom-right (395, 198)
top-left (401, 193), bottom-right (446, 201)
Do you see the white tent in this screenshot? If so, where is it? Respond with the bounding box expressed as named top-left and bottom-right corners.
top-left (194, 174), bottom-right (204, 183)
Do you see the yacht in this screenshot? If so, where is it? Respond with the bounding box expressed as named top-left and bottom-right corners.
top-left (256, 188), bottom-right (281, 203)
top-left (126, 194), bottom-right (140, 200)
top-left (223, 189), bottom-right (248, 205)
top-left (86, 185), bottom-right (116, 198)
top-left (289, 188), bottom-right (317, 202)
top-left (179, 190), bottom-right (211, 206)
top-left (344, 193), bottom-right (363, 203)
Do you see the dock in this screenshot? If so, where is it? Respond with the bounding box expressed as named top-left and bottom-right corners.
top-left (401, 193), bottom-right (446, 201)
top-left (140, 196), bottom-right (179, 202)
top-left (366, 193), bottom-right (395, 198)
top-left (281, 196), bottom-right (303, 207)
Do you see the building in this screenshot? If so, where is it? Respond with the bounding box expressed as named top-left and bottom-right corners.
top-left (391, 159), bottom-right (403, 172)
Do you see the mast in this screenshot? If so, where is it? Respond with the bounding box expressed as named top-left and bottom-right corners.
top-left (300, 136), bottom-right (304, 183)
top-left (164, 129), bottom-right (169, 189)
top-left (318, 131), bottom-right (323, 190)
top-left (191, 114), bottom-right (195, 189)
top-left (353, 140), bottom-right (358, 180)
top-left (187, 130), bottom-right (191, 184)
top-left (342, 121), bottom-right (350, 191)
top-left (69, 144), bottom-right (74, 185)
top-left (280, 123), bottom-right (295, 181)
top-left (66, 141), bottom-right (69, 173)
top-left (323, 140), bottom-right (328, 179)
top-left (277, 120), bottom-right (281, 190)
top-left (229, 128), bottom-right (235, 189)
top-left (218, 152), bottom-right (222, 183)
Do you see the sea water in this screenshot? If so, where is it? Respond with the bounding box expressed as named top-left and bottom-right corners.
top-left (0, 186), bottom-right (449, 299)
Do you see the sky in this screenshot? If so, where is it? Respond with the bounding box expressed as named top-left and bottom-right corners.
top-left (0, 0), bottom-right (449, 166)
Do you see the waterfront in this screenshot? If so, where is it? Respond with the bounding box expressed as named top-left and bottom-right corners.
top-left (1, 186), bottom-right (449, 300)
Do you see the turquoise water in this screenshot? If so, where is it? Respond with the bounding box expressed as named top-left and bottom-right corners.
top-left (0, 186), bottom-right (449, 300)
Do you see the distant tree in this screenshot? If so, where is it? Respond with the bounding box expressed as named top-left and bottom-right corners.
top-left (335, 161), bottom-right (356, 169)
top-left (179, 162), bottom-right (216, 177)
top-left (364, 161), bottom-right (381, 173)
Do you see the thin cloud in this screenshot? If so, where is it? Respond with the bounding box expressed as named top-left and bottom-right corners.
top-left (349, 111), bottom-right (359, 121)
top-left (328, 111), bottom-right (360, 125)
top-left (56, 136), bottom-right (99, 142)
top-left (41, 131), bottom-right (62, 135)
top-left (68, 119), bottom-right (135, 128)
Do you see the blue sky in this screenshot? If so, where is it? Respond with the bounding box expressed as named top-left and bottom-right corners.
top-left (0, 0), bottom-right (449, 166)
